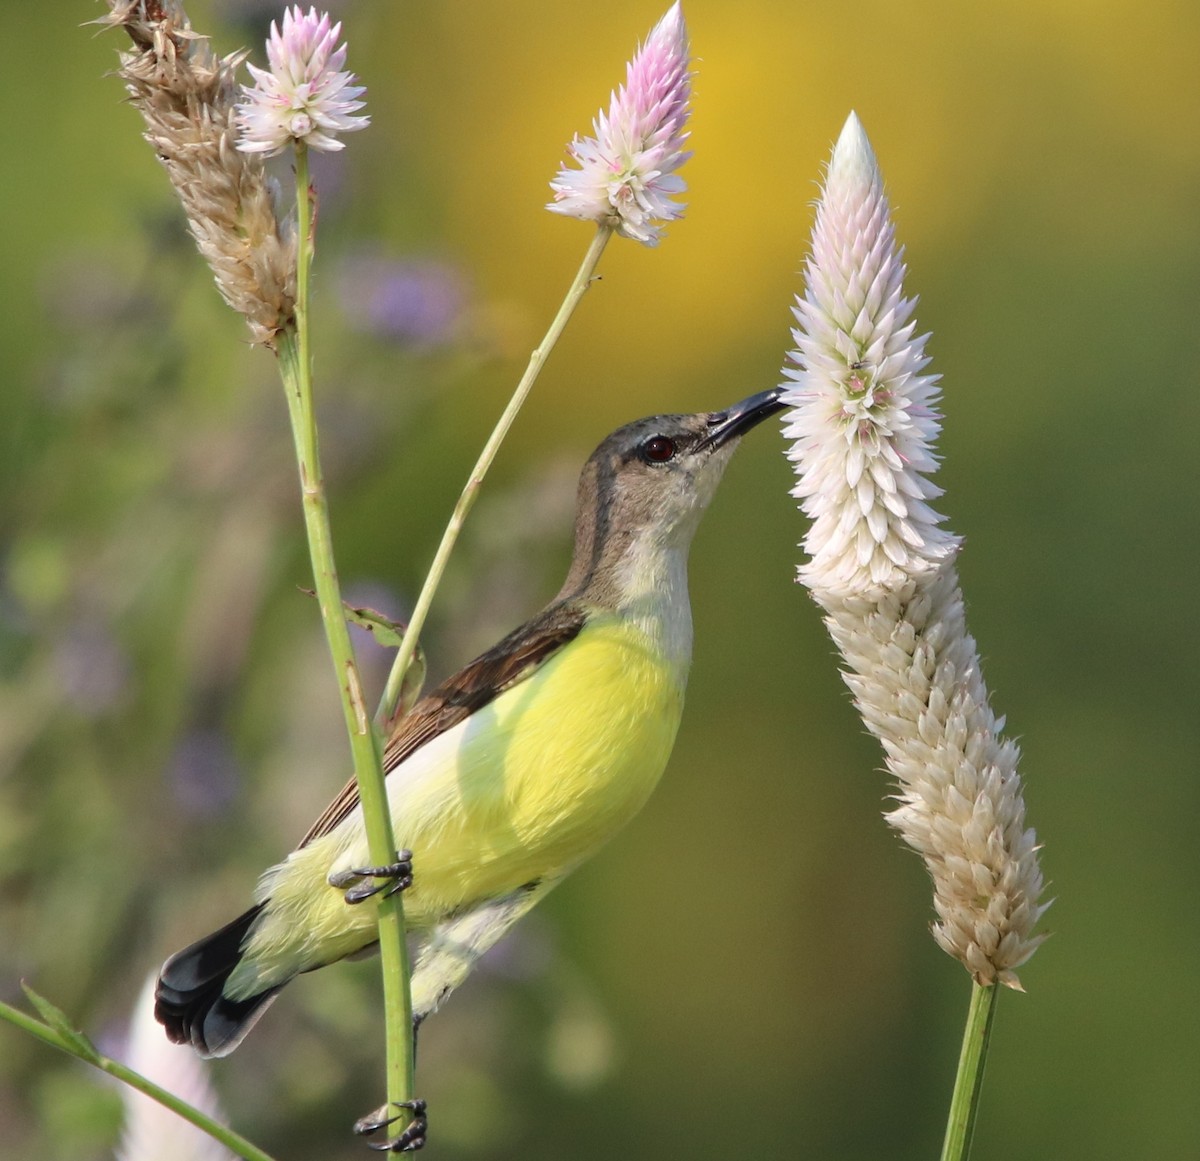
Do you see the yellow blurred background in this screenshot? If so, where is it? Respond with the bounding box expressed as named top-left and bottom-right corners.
top-left (1, 1), bottom-right (1197, 1158)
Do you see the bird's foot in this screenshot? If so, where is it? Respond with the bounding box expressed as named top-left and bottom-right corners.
top-left (354, 1099), bottom-right (427, 1153)
top-left (329, 851), bottom-right (414, 904)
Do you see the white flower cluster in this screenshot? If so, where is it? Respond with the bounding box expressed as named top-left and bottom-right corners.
top-left (236, 6), bottom-right (368, 157)
top-left (783, 113), bottom-right (958, 598)
top-left (782, 113), bottom-right (1048, 987)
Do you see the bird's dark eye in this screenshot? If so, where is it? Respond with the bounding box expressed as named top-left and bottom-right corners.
top-left (641, 435), bottom-right (677, 464)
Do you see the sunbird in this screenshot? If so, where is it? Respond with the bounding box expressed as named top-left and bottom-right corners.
top-left (156, 388), bottom-right (784, 1067)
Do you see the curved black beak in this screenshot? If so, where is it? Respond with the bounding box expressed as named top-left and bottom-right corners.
top-left (698, 386), bottom-right (788, 450)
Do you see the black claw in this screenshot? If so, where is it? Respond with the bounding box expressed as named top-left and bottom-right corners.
top-left (382, 874), bottom-right (413, 899)
top-left (355, 1099), bottom-right (427, 1153)
top-left (330, 852), bottom-right (414, 904)
top-left (354, 1105), bottom-right (398, 1137)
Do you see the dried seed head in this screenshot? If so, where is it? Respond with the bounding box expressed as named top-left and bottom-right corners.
top-left (823, 567), bottom-right (1050, 987)
top-left (101, 0), bottom-right (296, 345)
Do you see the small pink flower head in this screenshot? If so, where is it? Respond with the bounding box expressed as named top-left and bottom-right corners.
top-left (782, 112), bottom-right (958, 597)
top-left (236, 6), bottom-right (369, 156)
top-left (547, 2), bottom-right (692, 246)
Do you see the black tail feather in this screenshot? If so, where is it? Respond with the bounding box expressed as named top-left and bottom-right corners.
top-left (155, 903), bottom-right (282, 1058)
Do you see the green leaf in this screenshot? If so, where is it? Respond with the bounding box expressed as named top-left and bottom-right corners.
top-left (299, 588), bottom-right (422, 655)
top-left (343, 601), bottom-right (409, 649)
top-left (20, 983), bottom-right (100, 1063)
top-left (341, 600), bottom-right (429, 715)
top-left (298, 587), bottom-right (429, 721)
top-left (393, 646), bottom-right (428, 723)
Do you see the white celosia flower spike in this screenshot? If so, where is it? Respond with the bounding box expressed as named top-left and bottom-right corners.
top-left (784, 112), bottom-right (958, 598)
top-left (236, 6), bottom-right (369, 156)
top-left (782, 113), bottom-right (1048, 989)
top-left (547, 2), bottom-right (692, 246)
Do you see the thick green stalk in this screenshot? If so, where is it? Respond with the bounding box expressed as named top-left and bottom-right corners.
top-left (940, 981), bottom-right (999, 1161)
top-left (0, 999), bottom-right (279, 1161)
top-left (279, 145), bottom-right (414, 1116)
top-left (376, 225), bottom-right (612, 724)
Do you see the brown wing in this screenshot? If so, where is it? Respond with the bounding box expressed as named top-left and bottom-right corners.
top-left (297, 601), bottom-right (588, 848)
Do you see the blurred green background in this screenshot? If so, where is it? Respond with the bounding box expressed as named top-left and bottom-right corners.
top-left (2, 1), bottom-right (1198, 1158)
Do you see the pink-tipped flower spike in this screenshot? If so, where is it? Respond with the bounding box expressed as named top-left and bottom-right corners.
top-left (784, 112), bottom-right (957, 598)
top-left (781, 113), bottom-right (1048, 988)
top-left (548, 2), bottom-right (692, 246)
top-left (236, 6), bottom-right (369, 156)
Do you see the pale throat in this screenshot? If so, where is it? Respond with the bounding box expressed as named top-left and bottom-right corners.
top-left (613, 537), bottom-right (694, 678)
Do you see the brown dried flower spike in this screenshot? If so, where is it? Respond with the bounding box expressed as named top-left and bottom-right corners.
top-left (101, 0), bottom-right (296, 345)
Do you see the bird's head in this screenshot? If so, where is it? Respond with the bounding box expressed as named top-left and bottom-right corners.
top-left (560, 387), bottom-right (786, 601)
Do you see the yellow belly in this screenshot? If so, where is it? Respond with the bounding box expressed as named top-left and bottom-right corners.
top-left (415, 613), bottom-right (686, 906)
top-left (232, 614), bottom-right (685, 993)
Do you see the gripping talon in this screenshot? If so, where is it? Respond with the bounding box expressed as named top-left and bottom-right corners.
top-left (355, 1099), bottom-right (427, 1153)
top-left (330, 852), bottom-right (414, 904)
top-left (354, 1105), bottom-right (397, 1137)
top-left (383, 875), bottom-right (412, 899)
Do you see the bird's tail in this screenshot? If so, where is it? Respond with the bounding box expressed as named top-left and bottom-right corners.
top-left (154, 903), bottom-right (282, 1059)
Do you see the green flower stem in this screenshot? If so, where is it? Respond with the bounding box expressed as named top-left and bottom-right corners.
top-left (940, 981), bottom-right (999, 1161)
top-left (278, 144), bottom-right (414, 1117)
top-left (0, 999), bottom-right (279, 1161)
top-left (376, 224), bottom-right (613, 725)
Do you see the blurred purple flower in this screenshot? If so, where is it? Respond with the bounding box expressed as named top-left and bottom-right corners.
top-left (336, 255), bottom-right (467, 346)
top-left (53, 621), bottom-right (131, 717)
top-left (166, 729), bottom-right (240, 819)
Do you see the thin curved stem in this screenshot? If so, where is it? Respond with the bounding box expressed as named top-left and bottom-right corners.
top-left (376, 225), bottom-right (613, 725)
top-left (0, 999), bottom-right (279, 1161)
